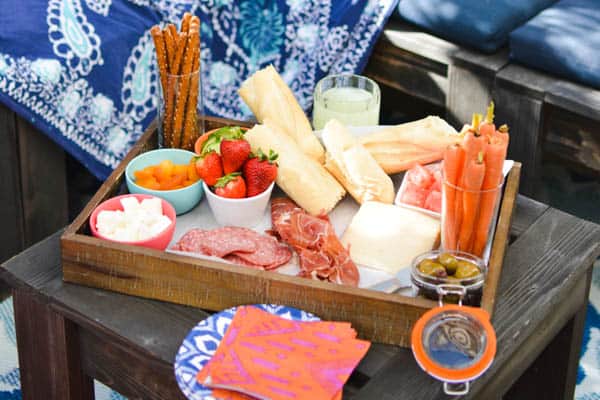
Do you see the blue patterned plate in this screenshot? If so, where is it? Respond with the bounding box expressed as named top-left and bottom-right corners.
top-left (174, 304), bottom-right (320, 400)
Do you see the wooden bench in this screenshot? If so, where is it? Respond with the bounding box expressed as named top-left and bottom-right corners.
top-left (495, 64), bottom-right (600, 195)
top-left (365, 19), bottom-right (600, 196)
top-left (364, 19), bottom-right (509, 128)
top-left (0, 102), bottom-right (68, 267)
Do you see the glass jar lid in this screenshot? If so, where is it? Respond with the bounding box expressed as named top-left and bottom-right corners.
top-left (411, 300), bottom-right (496, 394)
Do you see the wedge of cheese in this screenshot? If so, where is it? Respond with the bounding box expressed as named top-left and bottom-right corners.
top-left (322, 119), bottom-right (394, 204)
top-left (341, 202), bottom-right (440, 274)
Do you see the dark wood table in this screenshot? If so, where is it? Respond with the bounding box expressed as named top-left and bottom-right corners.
top-left (2, 195), bottom-right (600, 400)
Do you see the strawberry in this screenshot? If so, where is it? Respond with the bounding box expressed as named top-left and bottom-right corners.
top-left (214, 173), bottom-right (246, 198)
top-left (220, 138), bottom-right (251, 174)
top-left (243, 149), bottom-right (278, 197)
top-left (195, 152), bottom-right (223, 186)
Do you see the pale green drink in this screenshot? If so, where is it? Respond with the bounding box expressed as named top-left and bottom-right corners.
top-left (312, 75), bottom-right (380, 130)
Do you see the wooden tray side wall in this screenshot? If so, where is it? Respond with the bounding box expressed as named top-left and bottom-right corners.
top-left (61, 118), bottom-right (520, 346)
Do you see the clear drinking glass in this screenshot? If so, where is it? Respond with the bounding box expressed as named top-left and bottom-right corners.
top-left (312, 74), bottom-right (381, 130)
top-left (158, 70), bottom-right (204, 150)
top-left (441, 177), bottom-right (504, 264)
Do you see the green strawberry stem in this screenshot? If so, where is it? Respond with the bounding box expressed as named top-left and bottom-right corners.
top-left (251, 148), bottom-right (278, 163)
top-left (214, 172), bottom-right (241, 188)
top-left (201, 126), bottom-right (245, 156)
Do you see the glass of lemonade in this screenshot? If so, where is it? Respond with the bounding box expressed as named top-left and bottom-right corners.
top-left (312, 74), bottom-right (381, 130)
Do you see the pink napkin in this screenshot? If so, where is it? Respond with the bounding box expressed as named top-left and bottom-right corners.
top-left (197, 306), bottom-right (370, 400)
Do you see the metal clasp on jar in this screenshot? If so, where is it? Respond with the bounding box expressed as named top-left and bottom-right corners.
top-left (436, 284), bottom-right (467, 306)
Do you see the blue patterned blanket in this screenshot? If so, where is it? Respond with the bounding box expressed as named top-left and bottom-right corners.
top-left (0, 0), bottom-right (396, 180)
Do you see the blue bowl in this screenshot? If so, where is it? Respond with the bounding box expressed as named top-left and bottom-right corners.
top-left (125, 149), bottom-right (203, 215)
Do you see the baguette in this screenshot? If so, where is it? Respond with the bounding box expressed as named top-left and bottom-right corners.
top-left (360, 116), bottom-right (461, 174)
top-left (239, 65), bottom-right (325, 163)
top-left (244, 122), bottom-right (345, 215)
top-left (322, 119), bottom-right (394, 204)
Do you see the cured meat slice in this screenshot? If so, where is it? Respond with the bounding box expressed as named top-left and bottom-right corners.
top-left (171, 227), bottom-right (290, 271)
top-left (232, 235), bottom-right (292, 269)
top-left (223, 254), bottom-right (264, 269)
top-left (270, 197), bottom-right (360, 287)
top-left (171, 227), bottom-right (257, 258)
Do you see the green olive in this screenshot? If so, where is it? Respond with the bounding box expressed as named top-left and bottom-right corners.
top-left (438, 253), bottom-right (459, 274)
top-left (454, 260), bottom-right (481, 279)
top-left (418, 260), bottom-right (448, 278)
top-left (418, 259), bottom-right (436, 270)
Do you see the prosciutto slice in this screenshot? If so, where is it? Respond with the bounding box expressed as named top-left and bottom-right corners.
top-left (270, 198), bottom-right (359, 286)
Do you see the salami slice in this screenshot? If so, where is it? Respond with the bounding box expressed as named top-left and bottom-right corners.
top-left (171, 227), bottom-right (291, 270)
top-left (171, 227), bottom-right (257, 257)
top-left (231, 235), bottom-right (292, 269)
top-left (223, 254), bottom-right (264, 269)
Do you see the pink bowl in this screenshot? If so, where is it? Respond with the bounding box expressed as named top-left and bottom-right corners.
top-left (89, 194), bottom-right (176, 250)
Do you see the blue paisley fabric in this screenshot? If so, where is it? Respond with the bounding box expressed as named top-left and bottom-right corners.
top-left (0, 0), bottom-right (397, 180)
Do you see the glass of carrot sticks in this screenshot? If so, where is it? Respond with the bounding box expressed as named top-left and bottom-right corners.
top-left (151, 13), bottom-right (204, 150)
top-left (441, 103), bottom-right (510, 263)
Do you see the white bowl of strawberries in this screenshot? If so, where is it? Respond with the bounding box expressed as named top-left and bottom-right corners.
top-left (195, 126), bottom-right (278, 228)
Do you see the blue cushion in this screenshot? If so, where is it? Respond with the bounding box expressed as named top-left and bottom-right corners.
top-left (397, 0), bottom-right (557, 53)
top-left (510, 0), bottom-right (600, 89)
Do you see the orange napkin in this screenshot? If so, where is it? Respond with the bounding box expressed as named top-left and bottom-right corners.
top-left (197, 306), bottom-right (370, 400)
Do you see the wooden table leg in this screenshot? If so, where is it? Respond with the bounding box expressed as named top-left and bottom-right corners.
top-left (504, 267), bottom-right (592, 400)
top-left (12, 289), bottom-right (94, 400)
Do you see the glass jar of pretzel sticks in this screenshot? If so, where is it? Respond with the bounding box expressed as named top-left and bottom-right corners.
top-left (151, 14), bottom-right (204, 150)
top-left (157, 70), bottom-right (204, 150)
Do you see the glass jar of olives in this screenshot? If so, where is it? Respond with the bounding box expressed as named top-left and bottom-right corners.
top-left (411, 251), bottom-right (486, 306)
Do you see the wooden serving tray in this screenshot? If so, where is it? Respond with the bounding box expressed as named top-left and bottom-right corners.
top-left (61, 116), bottom-right (521, 347)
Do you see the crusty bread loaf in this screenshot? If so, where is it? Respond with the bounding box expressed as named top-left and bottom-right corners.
top-left (359, 116), bottom-right (461, 174)
top-left (322, 119), bottom-right (394, 204)
top-left (342, 202), bottom-right (440, 274)
top-left (239, 65), bottom-right (325, 163)
top-left (244, 123), bottom-right (345, 215)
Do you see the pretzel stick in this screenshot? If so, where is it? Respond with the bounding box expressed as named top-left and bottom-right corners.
top-left (168, 24), bottom-right (178, 42)
top-left (161, 32), bottom-right (187, 147)
top-left (172, 30), bottom-right (198, 148)
top-left (163, 27), bottom-right (176, 72)
top-left (151, 26), bottom-right (172, 146)
top-left (171, 32), bottom-right (187, 75)
top-left (182, 49), bottom-right (200, 150)
top-left (190, 15), bottom-right (200, 30)
top-left (181, 12), bottom-right (192, 34)
top-left (150, 26), bottom-right (168, 95)
top-left (180, 16), bottom-right (201, 149)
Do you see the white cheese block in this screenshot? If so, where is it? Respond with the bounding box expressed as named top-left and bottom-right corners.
top-left (140, 197), bottom-right (163, 215)
top-left (341, 201), bottom-right (440, 274)
top-left (120, 196), bottom-right (141, 213)
top-left (97, 197), bottom-right (171, 242)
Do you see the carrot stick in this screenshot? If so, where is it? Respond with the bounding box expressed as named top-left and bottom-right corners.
top-left (471, 132), bottom-right (509, 256)
top-left (493, 124), bottom-right (510, 145)
top-left (442, 144), bottom-right (464, 251)
top-left (479, 102), bottom-right (496, 139)
top-left (454, 117), bottom-right (487, 247)
top-left (458, 152), bottom-right (486, 252)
